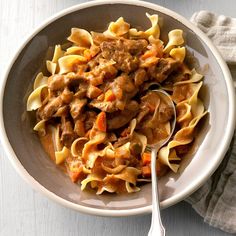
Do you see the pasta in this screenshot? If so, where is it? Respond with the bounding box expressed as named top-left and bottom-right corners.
top-left (27, 14), bottom-right (207, 194)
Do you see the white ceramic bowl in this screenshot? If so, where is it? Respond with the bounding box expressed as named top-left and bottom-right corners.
top-left (0, 0), bottom-right (235, 216)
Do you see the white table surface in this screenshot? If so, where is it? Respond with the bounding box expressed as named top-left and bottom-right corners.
top-left (0, 0), bottom-right (235, 235)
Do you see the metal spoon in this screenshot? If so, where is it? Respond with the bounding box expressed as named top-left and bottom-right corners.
top-left (147, 90), bottom-right (176, 236)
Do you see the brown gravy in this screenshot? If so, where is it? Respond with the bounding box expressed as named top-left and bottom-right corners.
top-left (39, 129), bottom-right (55, 162)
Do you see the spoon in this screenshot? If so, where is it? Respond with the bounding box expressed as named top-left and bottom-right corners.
top-left (147, 90), bottom-right (176, 236)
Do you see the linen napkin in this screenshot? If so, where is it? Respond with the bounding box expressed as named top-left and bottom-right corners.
top-left (186, 11), bottom-right (236, 234)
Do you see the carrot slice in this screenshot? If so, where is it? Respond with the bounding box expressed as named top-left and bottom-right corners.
top-left (96, 111), bottom-right (107, 132)
top-left (140, 50), bottom-right (156, 60)
top-left (142, 165), bottom-right (151, 178)
top-left (104, 90), bottom-right (116, 102)
top-left (142, 152), bottom-right (151, 165)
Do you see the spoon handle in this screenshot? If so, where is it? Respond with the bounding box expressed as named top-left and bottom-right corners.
top-left (148, 148), bottom-right (165, 236)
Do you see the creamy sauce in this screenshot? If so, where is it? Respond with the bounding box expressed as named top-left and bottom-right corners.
top-left (39, 131), bottom-right (69, 175)
top-left (39, 130), bottom-right (56, 162)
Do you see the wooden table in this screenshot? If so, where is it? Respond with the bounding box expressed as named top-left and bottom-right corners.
top-left (0, 0), bottom-right (234, 235)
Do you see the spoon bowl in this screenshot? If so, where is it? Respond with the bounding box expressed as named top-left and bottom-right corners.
top-left (149, 89), bottom-right (176, 147)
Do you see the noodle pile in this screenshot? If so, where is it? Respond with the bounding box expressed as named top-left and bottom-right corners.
top-left (27, 14), bottom-right (207, 194)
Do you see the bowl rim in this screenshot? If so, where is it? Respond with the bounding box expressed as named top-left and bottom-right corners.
top-left (0, 0), bottom-right (235, 217)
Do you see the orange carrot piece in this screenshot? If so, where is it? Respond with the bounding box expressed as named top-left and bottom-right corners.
top-left (142, 152), bottom-right (151, 165)
top-left (142, 165), bottom-right (151, 178)
top-left (96, 111), bottom-right (107, 132)
top-left (140, 50), bottom-right (156, 60)
top-left (104, 90), bottom-right (116, 102)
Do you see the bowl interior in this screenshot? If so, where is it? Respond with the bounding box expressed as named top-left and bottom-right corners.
top-left (3, 3), bottom-right (231, 213)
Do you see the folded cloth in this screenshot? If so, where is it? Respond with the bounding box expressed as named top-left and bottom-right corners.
top-left (186, 11), bottom-right (236, 234)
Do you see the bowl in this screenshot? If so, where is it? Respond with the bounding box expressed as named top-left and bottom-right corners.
top-left (0, 0), bottom-right (235, 216)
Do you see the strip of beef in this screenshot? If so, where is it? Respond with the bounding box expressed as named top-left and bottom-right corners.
top-left (53, 105), bottom-right (69, 117)
top-left (48, 74), bottom-right (85, 92)
top-left (74, 82), bottom-right (88, 99)
top-left (60, 87), bottom-right (73, 104)
top-left (102, 44), bottom-right (137, 73)
top-left (106, 74), bottom-right (138, 102)
top-left (61, 120), bottom-right (77, 147)
top-left (70, 98), bottom-right (87, 119)
top-left (133, 68), bottom-right (148, 87)
top-left (107, 100), bottom-right (139, 130)
top-left (123, 39), bottom-right (148, 55)
top-left (37, 96), bottom-right (63, 119)
top-left (74, 119), bottom-right (86, 137)
top-left (89, 100), bottom-right (118, 113)
top-left (48, 75), bottom-right (65, 91)
top-left (114, 74), bottom-right (136, 93)
top-left (148, 58), bottom-right (180, 83)
top-left (86, 58), bottom-right (118, 86)
top-left (101, 39), bottom-right (147, 73)
top-left (158, 102), bottom-right (174, 123)
top-left (84, 111), bottom-right (97, 131)
top-left (86, 85), bottom-right (102, 99)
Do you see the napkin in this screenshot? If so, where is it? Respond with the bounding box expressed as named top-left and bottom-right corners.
top-left (186, 11), bottom-right (236, 234)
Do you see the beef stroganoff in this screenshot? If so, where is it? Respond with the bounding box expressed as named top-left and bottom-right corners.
top-left (27, 13), bottom-right (207, 194)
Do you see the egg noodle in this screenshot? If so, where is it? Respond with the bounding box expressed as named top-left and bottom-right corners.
top-left (27, 13), bottom-right (207, 194)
